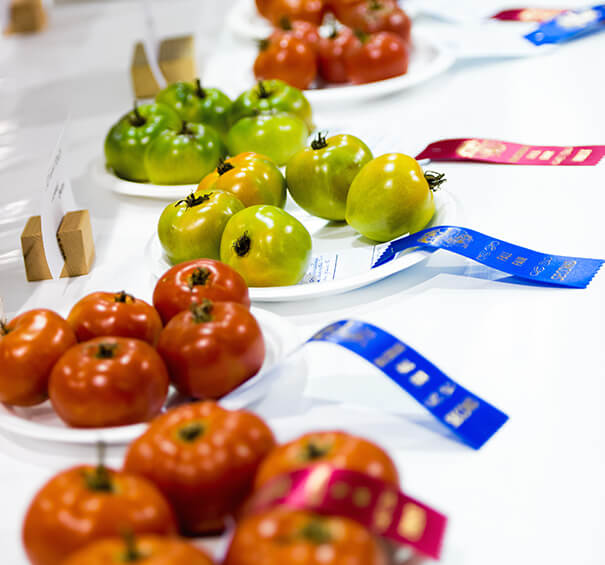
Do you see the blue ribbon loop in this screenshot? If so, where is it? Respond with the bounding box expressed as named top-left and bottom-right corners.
top-left (372, 225), bottom-right (603, 289)
top-left (308, 320), bottom-right (508, 450)
top-left (525, 5), bottom-right (605, 45)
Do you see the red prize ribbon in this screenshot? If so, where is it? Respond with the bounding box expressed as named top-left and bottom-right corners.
top-left (416, 138), bottom-right (605, 166)
top-left (247, 465), bottom-right (447, 560)
top-left (491, 8), bottom-right (565, 22)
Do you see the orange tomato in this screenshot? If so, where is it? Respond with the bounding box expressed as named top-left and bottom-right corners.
top-left (270, 18), bottom-right (320, 50)
top-left (23, 465), bottom-right (177, 565)
top-left (224, 508), bottom-right (388, 565)
top-left (0, 309), bottom-right (76, 406)
top-left (254, 430), bottom-right (399, 489)
top-left (123, 402), bottom-right (276, 535)
top-left (265, 0), bottom-right (325, 26)
top-left (67, 291), bottom-right (163, 346)
top-left (61, 535), bottom-right (214, 565)
top-left (49, 337), bottom-right (169, 428)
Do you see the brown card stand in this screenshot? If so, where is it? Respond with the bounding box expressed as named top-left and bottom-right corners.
top-left (4, 0), bottom-right (47, 35)
top-left (131, 35), bottom-right (196, 99)
top-left (20, 211), bottom-right (95, 282)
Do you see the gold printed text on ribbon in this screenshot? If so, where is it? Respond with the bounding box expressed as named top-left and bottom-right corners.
top-left (374, 343), bottom-right (406, 368)
top-left (336, 321), bottom-right (376, 347)
top-left (573, 149), bottom-right (592, 162)
top-left (398, 503), bottom-right (427, 542)
top-left (509, 145), bottom-right (530, 162)
top-left (373, 490), bottom-right (398, 533)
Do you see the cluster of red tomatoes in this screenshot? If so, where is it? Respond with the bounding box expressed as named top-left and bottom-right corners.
top-left (23, 407), bottom-right (397, 565)
top-left (254, 0), bottom-right (412, 89)
top-left (0, 259), bottom-right (264, 428)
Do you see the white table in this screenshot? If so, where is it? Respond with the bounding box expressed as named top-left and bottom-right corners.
top-left (1, 1), bottom-right (604, 564)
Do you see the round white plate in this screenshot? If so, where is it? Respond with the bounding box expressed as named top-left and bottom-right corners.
top-left (147, 189), bottom-right (457, 302)
top-left (92, 158), bottom-right (198, 200)
top-left (0, 308), bottom-right (301, 445)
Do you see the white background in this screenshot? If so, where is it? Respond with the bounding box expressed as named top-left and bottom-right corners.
top-left (0, 1), bottom-right (604, 564)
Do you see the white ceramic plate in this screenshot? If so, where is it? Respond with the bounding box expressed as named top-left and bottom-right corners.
top-left (0, 308), bottom-right (301, 445)
top-left (146, 189), bottom-right (457, 302)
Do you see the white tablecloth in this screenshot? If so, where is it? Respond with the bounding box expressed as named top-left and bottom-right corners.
top-left (0, 1), bottom-right (604, 564)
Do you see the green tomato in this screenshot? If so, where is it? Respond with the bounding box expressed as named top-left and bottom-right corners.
top-left (220, 205), bottom-right (312, 287)
top-left (156, 79), bottom-right (232, 138)
top-left (227, 112), bottom-right (308, 167)
top-left (231, 79), bottom-right (313, 130)
top-left (144, 122), bottom-right (225, 185)
top-left (286, 133), bottom-right (373, 221)
top-left (158, 190), bottom-right (245, 264)
top-left (345, 153), bottom-right (446, 242)
top-left (104, 103), bottom-right (181, 182)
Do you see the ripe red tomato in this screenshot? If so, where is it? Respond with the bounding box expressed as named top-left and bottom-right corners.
top-left (270, 18), bottom-right (320, 50)
top-left (224, 508), bottom-right (388, 565)
top-left (23, 464), bottom-right (177, 565)
top-left (254, 430), bottom-right (399, 489)
top-left (153, 259), bottom-right (250, 325)
top-left (49, 337), bottom-right (169, 428)
top-left (333, 0), bottom-right (411, 43)
top-left (157, 300), bottom-right (265, 399)
top-left (254, 34), bottom-right (317, 90)
top-left (0, 309), bottom-right (76, 406)
top-left (123, 401), bottom-right (276, 535)
top-left (67, 291), bottom-right (163, 346)
top-left (317, 26), bottom-right (355, 83)
top-left (62, 535), bottom-right (214, 565)
top-left (264, 0), bottom-right (325, 26)
top-left (256, 0), bottom-right (275, 19)
top-left (344, 31), bottom-right (409, 84)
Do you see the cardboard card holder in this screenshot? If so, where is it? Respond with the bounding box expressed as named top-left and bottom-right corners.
top-left (5, 0), bottom-right (46, 34)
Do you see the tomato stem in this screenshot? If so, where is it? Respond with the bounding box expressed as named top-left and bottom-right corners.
top-left (96, 343), bottom-right (118, 359)
top-left (278, 16), bottom-right (293, 30)
top-left (217, 158), bottom-right (235, 176)
top-left (257, 80), bottom-right (271, 98)
top-left (300, 520), bottom-right (332, 544)
top-left (189, 267), bottom-right (211, 288)
top-left (424, 170), bottom-right (447, 191)
top-left (0, 320), bottom-right (10, 336)
top-left (353, 29), bottom-right (369, 44)
top-left (233, 232), bottom-right (251, 257)
top-left (84, 441), bottom-right (114, 492)
top-left (129, 101), bottom-right (146, 127)
top-left (121, 531), bottom-right (143, 562)
top-left (327, 25), bottom-right (339, 40)
top-left (190, 299), bottom-right (214, 323)
top-left (304, 442), bottom-right (329, 461)
top-left (175, 192), bottom-right (212, 209)
top-left (195, 77), bottom-right (206, 99)
top-left (257, 38), bottom-right (271, 52)
top-left (179, 122), bottom-right (196, 136)
top-left (114, 290), bottom-right (134, 304)
top-left (368, 0), bottom-right (382, 11)
top-left (178, 421), bottom-right (205, 442)
top-left (311, 132), bottom-right (328, 151)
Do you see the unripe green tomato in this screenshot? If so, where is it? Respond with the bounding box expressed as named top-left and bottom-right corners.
top-left (158, 190), bottom-right (245, 264)
top-left (286, 133), bottom-right (373, 221)
top-left (345, 153), bottom-right (439, 242)
top-left (226, 112), bottom-right (309, 167)
top-left (220, 205), bottom-right (312, 287)
top-left (144, 123), bottom-right (225, 185)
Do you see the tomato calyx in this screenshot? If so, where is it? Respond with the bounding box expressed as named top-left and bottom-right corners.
top-left (278, 16), bottom-right (293, 30)
top-left (233, 232), bottom-right (252, 257)
top-left (114, 290), bottom-right (135, 304)
top-left (368, 0), bottom-right (383, 12)
top-left (188, 267), bottom-right (212, 288)
top-left (195, 78), bottom-right (207, 99)
top-left (179, 122), bottom-right (196, 137)
top-left (121, 531), bottom-right (144, 562)
top-left (175, 192), bottom-right (212, 209)
top-left (257, 80), bottom-right (272, 99)
top-left (96, 343), bottom-right (118, 359)
top-left (84, 442), bottom-right (114, 493)
top-left (129, 101), bottom-right (146, 127)
top-left (0, 320), bottom-right (10, 336)
top-left (177, 421), bottom-right (206, 442)
top-left (353, 29), bottom-right (369, 44)
top-left (424, 170), bottom-right (447, 191)
top-left (299, 519), bottom-right (332, 544)
top-left (304, 441), bottom-right (329, 460)
top-left (217, 158), bottom-right (236, 176)
top-left (257, 38), bottom-right (271, 52)
top-left (311, 132), bottom-right (328, 151)
top-left (190, 300), bottom-right (214, 323)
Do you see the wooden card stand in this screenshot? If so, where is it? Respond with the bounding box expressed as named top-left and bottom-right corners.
top-left (20, 211), bottom-right (95, 282)
top-left (4, 0), bottom-right (47, 35)
top-left (131, 35), bottom-right (196, 99)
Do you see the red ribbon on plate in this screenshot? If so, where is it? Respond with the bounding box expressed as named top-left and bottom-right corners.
top-left (246, 465), bottom-right (447, 560)
top-left (491, 8), bottom-right (565, 21)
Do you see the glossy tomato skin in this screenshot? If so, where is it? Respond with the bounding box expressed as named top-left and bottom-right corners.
top-left (123, 401), bottom-right (276, 535)
top-left (67, 291), bottom-right (163, 346)
top-left (344, 31), bottom-right (409, 85)
top-left (152, 259), bottom-right (251, 325)
top-left (62, 535), bottom-right (215, 565)
top-left (254, 34), bottom-right (317, 91)
top-left (271, 19), bottom-right (320, 50)
top-left (286, 133), bottom-right (373, 220)
top-left (157, 301), bottom-right (265, 399)
top-left (49, 337), bottom-right (169, 428)
top-left (0, 309), bottom-right (76, 406)
top-left (224, 509), bottom-right (388, 565)
top-left (317, 26), bottom-right (355, 83)
top-left (254, 430), bottom-right (399, 489)
top-left (345, 153), bottom-right (435, 242)
top-left (264, 0), bottom-right (325, 26)
top-left (220, 205), bottom-right (312, 287)
top-left (334, 0), bottom-right (411, 43)
top-left (23, 466), bottom-right (177, 565)
top-left (198, 152), bottom-right (287, 208)
top-left (158, 190), bottom-right (245, 264)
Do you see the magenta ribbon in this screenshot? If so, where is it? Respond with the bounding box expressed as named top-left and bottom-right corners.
top-left (247, 465), bottom-right (447, 560)
top-left (416, 138), bottom-right (605, 166)
top-left (491, 8), bottom-right (565, 21)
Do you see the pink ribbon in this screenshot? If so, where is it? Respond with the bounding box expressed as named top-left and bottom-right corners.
top-left (491, 8), bottom-right (565, 21)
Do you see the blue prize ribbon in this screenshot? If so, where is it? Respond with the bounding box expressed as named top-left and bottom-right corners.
top-left (372, 226), bottom-right (603, 289)
top-left (525, 5), bottom-right (605, 45)
top-left (308, 320), bottom-right (508, 450)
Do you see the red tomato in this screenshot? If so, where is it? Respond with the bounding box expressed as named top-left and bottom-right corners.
top-left (23, 464), bottom-right (177, 565)
top-left (49, 337), bottom-right (169, 428)
top-left (153, 259), bottom-right (250, 325)
top-left (0, 309), bottom-right (76, 406)
top-left (317, 26), bottom-right (355, 83)
top-left (254, 430), bottom-right (399, 489)
top-left (344, 31), bottom-right (409, 84)
top-left (256, 0), bottom-right (275, 18)
top-left (254, 34), bottom-right (317, 90)
top-left (67, 291), bottom-right (163, 346)
top-left (62, 535), bottom-right (215, 565)
top-left (270, 18), bottom-right (320, 50)
top-left (123, 401), bottom-right (276, 535)
top-left (157, 300), bottom-right (265, 399)
top-left (265, 0), bottom-right (325, 26)
top-left (333, 0), bottom-right (411, 43)
top-left (224, 508), bottom-right (388, 565)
